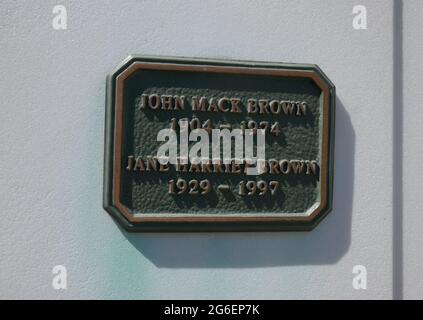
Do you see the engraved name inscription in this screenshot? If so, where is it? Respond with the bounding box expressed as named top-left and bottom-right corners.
top-left (126, 94), bottom-right (318, 199)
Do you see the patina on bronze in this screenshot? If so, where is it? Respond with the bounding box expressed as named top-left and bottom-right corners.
top-left (103, 56), bottom-right (335, 231)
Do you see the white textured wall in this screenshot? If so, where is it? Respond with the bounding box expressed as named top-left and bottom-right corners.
top-left (0, 0), bottom-right (402, 299)
top-left (403, 0), bottom-right (423, 300)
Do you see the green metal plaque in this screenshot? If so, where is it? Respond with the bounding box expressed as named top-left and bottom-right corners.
top-left (104, 56), bottom-right (335, 232)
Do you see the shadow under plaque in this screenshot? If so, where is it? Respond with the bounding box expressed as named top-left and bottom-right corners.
top-left (119, 97), bottom-right (353, 267)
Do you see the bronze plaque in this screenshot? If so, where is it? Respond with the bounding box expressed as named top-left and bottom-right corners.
top-left (103, 56), bottom-right (335, 231)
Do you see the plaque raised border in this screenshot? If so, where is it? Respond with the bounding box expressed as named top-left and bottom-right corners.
top-left (103, 55), bottom-right (335, 232)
